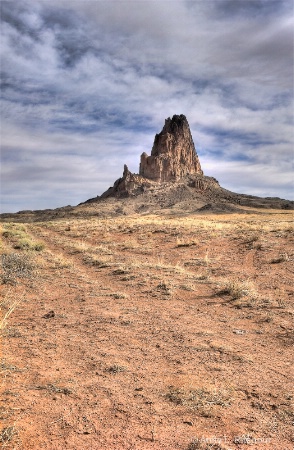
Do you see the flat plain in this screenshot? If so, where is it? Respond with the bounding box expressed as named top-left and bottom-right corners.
top-left (1, 209), bottom-right (293, 449)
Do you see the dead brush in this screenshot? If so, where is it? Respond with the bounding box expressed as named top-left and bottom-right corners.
top-left (106, 364), bottom-right (127, 374)
top-left (93, 244), bottom-right (113, 255)
top-left (33, 384), bottom-right (72, 395)
top-left (68, 240), bottom-right (89, 254)
top-left (0, 425), bottom-right (18, 444)
top-left (83, 254), bottom-right (112, 268)
top-left (270, 253), bottom-right (289, 264)
top-left (187, 439), bottom-right (229, 450)
top-left (0, 291), bottom-right (24, 330)
top-left (120, 238), bottom-right (140, 250)
top-left (219, 279), bottom-right (257, 301)
top-left (1, 252), bottom-right (35, 285)
top-left (176, 237), bottom-right (198, 248)
top-left (156, 280), bottom-right (174, 296)
top-left (166, 385), bottom-right (233, 417)
top-left (110, 292), bottom-right (128, 299)
top-left (243, 233), bottom-right (259, 248)
top-left (51, 253), bottom-right (73, 269)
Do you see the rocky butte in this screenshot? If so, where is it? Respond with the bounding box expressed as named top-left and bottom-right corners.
top-left (81, 113), bottom-right (292, 212)
top-left (139, 114), bottom-right (203, 182)
top-left (1, 113), bottom-right (293, 221)
top-left (100, 114), bottom-right (209, 198)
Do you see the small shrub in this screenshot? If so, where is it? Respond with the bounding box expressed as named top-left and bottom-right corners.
top-left (219, 279), bottom-right (255, 300)
top-left (2, 230), bottom-right (16, 238)
top-left (112, 268), bottom-right (129, 275)
top-left (34, 242), bottom-right (45, 251)
top-left (13, 238), bottom-right (31, 250)
top-left (13, 238), bottom-right (44, 251)
top-left (106, 364), bottom-right (127, 374)
top-left (1, 253), bottom-right (34, 285)
top-left (245, 234), bottom-right (259, 243)
top-left (157, 282), bottom-right (172, 293)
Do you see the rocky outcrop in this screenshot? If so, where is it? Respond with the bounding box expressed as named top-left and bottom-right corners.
top-left (100, 165), bottom-right (153, 199)
top-left (139, 114), bottom-right (203, 182)
top-left (98, 114), bottom-right (204, 199)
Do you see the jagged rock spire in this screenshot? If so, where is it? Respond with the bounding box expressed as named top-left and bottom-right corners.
top-left (139, 114), bottom-right (203, 182)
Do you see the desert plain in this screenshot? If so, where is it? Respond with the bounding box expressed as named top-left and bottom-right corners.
top-left (0, 207), bottom-right (293, 450)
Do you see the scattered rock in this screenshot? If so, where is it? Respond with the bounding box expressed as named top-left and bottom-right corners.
top-left (183, 420), bottom-right (193, 426)
top-left (233, 329), bottom-right (246, 335)
top-left (43, 310), bottom-right (55, 319)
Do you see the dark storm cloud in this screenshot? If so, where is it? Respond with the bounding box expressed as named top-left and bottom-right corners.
top-left (40, 7), bottom-right (95, 68)
top-left (1, 0), bottom-right (293, 212)
top-left (0, 1), bottom-right (42, 40)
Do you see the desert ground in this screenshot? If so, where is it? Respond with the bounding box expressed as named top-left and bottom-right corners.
top-left (1, 209), bottom-right (293, 449)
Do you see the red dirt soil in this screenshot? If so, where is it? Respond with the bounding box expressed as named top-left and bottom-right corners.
top-left (1, 212), bottom-right (293, 449)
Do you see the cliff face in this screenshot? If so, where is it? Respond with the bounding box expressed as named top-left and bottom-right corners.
top-left (139, 114), bottom-right (203, 182)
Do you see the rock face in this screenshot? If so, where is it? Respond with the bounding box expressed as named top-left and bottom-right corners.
top-left (100, 165), bottom-right (153, 199)
top-left (139, 114), bottom-right (203, 182)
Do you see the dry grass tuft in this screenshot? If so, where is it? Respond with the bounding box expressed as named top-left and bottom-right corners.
top-left (187, 439), bottom-right (228, 450)
top-left (0, 296), bottom-right (23, 331)
top-left (176, 237), bottom-right (198, 248)
top-left (2, 223), bottom-right (44, 251)
top-left (166, 385), bottom-right (233, 416)
top-left (83, 254), bottom-right (113, 267)
top-left (51, 253), bottom-right (73, 269)
top-left (13, 239), bottom-right (44, 251)
top-left (219, 279), bottom-right (257, 301)
top-left (33, 384), bottom-right (72, 395)
top-left (0, 425), bottom-right (18, 444)
top-left (270, 253), bottom-right (289, 264)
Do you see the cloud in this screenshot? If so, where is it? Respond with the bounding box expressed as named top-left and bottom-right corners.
top-left (1, 0), bottom-right (293, 212)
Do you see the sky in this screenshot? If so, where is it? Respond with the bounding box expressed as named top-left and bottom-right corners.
top-left (1, 0), bottom-right (293, 213)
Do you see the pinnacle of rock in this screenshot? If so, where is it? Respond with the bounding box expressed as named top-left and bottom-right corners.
top-left (99, 114), bottom-right (205, 199)
top-left (139, 114), bottom-right (203, 182)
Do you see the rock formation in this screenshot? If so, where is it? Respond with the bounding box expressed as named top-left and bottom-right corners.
top-left (3, 113), bottom-right (293, 218)
top-left (98, 114), bottom-right (205, 198)
top-left (139, 114), bottom-right (203, 182)
top-left (100, 164), bottom-right (153, 199)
